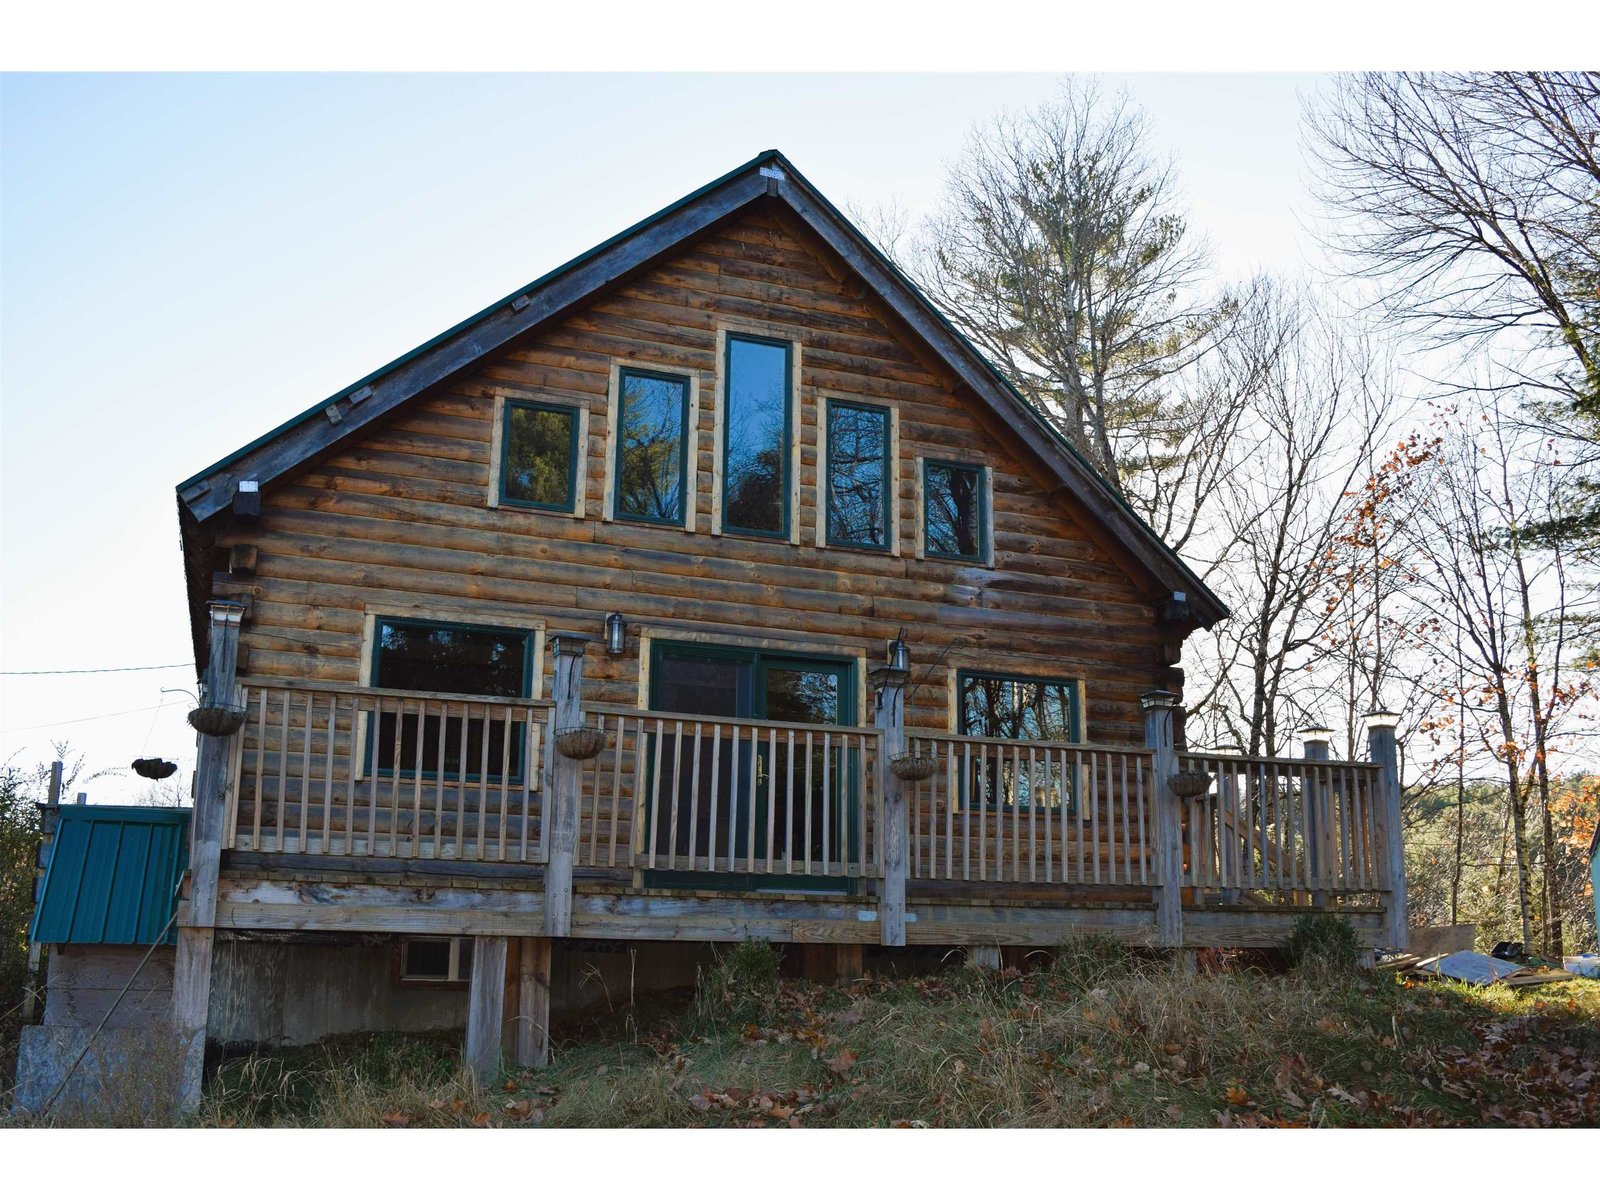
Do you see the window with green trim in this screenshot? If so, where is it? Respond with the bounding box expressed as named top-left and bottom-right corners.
top-left (722, 334), bottom-right (791, 538)
top-left (924, 459), bottom-right (985, 561)
top-left (370, 616), bottom-right (534, 781)
top-left (825, 399), bottom-right (889, 550)
top-left (958, 670), bottom-right (1081, 811)
top-left (615, 368), bottom-right (690, 525)
top-left (501, 400), bottom-right (579, 512)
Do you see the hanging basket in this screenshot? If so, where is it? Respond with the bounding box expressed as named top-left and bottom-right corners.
top-left (131, 757), bottom-right (178, 780)
top-left (1168, 769), bottom-right (1214, 798)
top-left (889, 752), bottom-right (938, 782)
top-left (554, 725), bottom-right (605, 761)
top-left (188, 704), bottom-right (246, 737)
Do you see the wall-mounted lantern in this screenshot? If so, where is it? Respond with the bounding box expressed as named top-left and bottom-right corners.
top-left (604, 612), bottom-right (627, 656)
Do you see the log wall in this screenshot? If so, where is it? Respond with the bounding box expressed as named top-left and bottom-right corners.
top-left (213, 199), bottom-right (1175, 746)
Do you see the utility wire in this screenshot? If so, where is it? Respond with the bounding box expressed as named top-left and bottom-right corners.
top-left (0, 700), bottom-right (184, 735)
top-left (2, 662), bottom-right (194, 676)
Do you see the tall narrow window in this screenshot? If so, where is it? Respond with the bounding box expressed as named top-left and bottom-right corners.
top-left (370, 617), bottom-right (533, 779)
top-left (501, 400), bottom-right (579, 512)
top-left (924, 459), bottom-right (986, 561)
top-left (615, 368), bottom-right (690, 525)
top-left (722, 334), bottom-right (791, 537)
top-left (826, 399), bottom-right (889, 550)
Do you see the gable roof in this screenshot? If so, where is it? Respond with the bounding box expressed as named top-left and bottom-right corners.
top-left (176, 149), bottom-right (1226, 629)
top-left (31, 805), bottom-right (190, 946)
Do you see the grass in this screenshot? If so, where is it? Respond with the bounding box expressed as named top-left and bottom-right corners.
top-left (9, 939), bottom-right (1599, 1127)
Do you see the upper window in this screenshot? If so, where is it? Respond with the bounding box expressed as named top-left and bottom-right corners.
top-left (924, 459), bottom-right (986, 561)
top-left (501, 400), bottom-right (579, 512)
top-left (370, 616), bottom-right (534, 778)
top-left (615, 368), bottom-right (690, 525)
top-left (825, 399), bottom-right (890, 550)
top-left (722, 334), bottom-right (791, 538)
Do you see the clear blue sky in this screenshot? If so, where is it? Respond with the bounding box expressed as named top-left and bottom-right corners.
top-left (0, 72), bottom-right (1323, 801)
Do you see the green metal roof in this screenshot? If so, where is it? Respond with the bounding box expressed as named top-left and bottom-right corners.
top-left (30, 805), bottom-right (190, 946)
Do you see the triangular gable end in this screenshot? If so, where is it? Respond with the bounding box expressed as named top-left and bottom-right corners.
top-left (176, 149), bottom-right (1226, 644)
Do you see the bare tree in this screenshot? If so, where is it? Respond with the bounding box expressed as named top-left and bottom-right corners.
top-left (904, 78), bottom-right (1228, 495)
top-left (1306, 71), bottom-right (1600, 415)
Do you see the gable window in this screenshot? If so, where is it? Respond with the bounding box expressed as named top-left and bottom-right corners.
top-left (500, 400), bottom-right (580, 512)
top-left (923, 459), bottom-right (987, 562)
top-left (825, 399), bottom-right (890, 550)
top-left (722, 334), bottom-right (791, 538)
top-left (614, 368), bottom-right (690, 525)
top-left (370, 616), bottom-right (534, 779)
top-left (958, 670), bottom-right (1081, 811)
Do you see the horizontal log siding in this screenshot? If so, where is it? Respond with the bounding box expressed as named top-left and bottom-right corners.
top-left (216, 204), bottom-right (1170, 746)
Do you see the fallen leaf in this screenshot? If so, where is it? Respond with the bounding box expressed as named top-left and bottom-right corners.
top-left (380, 1111), bottom-right (413, 1127)
top-left (826, 1049), bottom-right (859, 1075)
top-left (471, 1112), bottom-right (494, 1128)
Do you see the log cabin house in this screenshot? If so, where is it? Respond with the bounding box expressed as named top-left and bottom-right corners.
top-left (147, 150), bottom-right (1406, 1107)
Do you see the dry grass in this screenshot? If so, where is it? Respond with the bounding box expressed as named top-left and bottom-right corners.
top-left (9, 938), bottom-right (1598, 1128)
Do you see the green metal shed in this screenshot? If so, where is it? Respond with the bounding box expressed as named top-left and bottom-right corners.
top-left (29, 805), bottom-right (190, 946)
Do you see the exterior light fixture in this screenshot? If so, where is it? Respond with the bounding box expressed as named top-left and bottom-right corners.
top-left (604, 612), bottom-right (627, 656)
top-left (886, 635), bottom-right (910, 672)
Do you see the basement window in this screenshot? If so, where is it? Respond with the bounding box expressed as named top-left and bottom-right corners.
top-left (401, 936), bottom-right (473, 983)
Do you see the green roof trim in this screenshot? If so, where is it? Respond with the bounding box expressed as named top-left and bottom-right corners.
top-left (30, 806), bottom-right (190, 946)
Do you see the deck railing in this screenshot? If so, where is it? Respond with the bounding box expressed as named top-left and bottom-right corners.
top-left (229, 680), bottom-right (551, 861)
top-left (577, 705), bottom-right (881, 879)
top-left (1178, 752), bottom-right (1386, 896)
top-left (902, 733), bottom-right (1153, 886)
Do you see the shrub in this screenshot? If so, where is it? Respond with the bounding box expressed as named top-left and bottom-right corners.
top-left (1285, 913), bottom-right (1361, 974)
top-left (690, 938), bottom-right (783, 1030)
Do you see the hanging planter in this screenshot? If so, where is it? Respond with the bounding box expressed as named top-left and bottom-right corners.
top-left (1168, 769), bottom-right (1214, 798)
top-left (889, 752), bottom-right (938, 782)
top-left (554, 725), bottom-right (604, 761)
top-left (131, 757), bottom-right (178, 780)
top-left (188, 704), bottom-right (246, 737)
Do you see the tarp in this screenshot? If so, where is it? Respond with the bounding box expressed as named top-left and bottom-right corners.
top-left (1421, 951), bottom-right (1532, 985)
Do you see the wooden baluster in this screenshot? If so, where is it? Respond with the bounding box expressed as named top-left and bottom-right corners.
top-left (666, 720), bottom-right (684, 870)
top-left (781, 729), bottom-right (794, 873)
top-left (1136, 754), bottom-right (1148, 884)
top-left (962, 742), bottom-right (972, 882)
top-left (317, 696), bottom-right (334, 855)
top-left (976, 742), bottom-right (988, 882)
top-left (765, 727), bottom-right (778, 874)
top-left (687, 722), bottom-right (703, 872)
top-left (802, 731), bottom-right (814, 876)
top-left (520, 710), bottom-right (534, 864)
top-left (707, 723), bottom-right (722, 873)
top-left (1118, 753), bottom-right (1130, 886)
top-left (820, 732), bottom-right (831, 876)
top-left (1089, 750), bottom-right (1101, 885)
top-left (409, 700), bottom-right (425, 858)
top-left (730, 724), bottom-right (744, 871)
top-left (495, 704), bottom-right (512, 862)
top-left (472, 705), bottom-right (489, 860)
top-left (608, 717), bottom-right (624, 867)
top-left (646, 718), bottom-right (664, 869)
top-left (345, 695), bottom-right (361, 856)
top-left (1027, 744), bottom-right (1038, 883)
top-left (432, 702), bottom-right (447, 860)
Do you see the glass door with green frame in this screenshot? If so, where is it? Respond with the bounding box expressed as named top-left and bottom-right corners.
top-left (645, 641), bottom-right (858, 891)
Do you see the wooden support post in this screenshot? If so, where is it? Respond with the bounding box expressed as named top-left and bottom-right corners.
top-left (965, 945), bottom-right (1001, 971)
top-left (22, 762), bottom-right (64, 1024)
top-left (870, 665), bottom-right (910, 948)
top-left (1366, 710), bottom-right (1407, 950)
top-left (516, 936), bottom-right (553, 1067)
top-left (1303, 728), bottom-right (1331, 909)
top-left (544, 633), bottom-right (590, 938)
top-left (465, 934), bottom-right (510, 1083)
top-left (173, 600), bottom-right (245, 1112)
top-left (1143, 691), bottom-right (1184, 949)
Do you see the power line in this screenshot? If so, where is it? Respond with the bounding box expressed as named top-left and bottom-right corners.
top-left (1, 662), bottom-right (194, 677)
top-left (0, 700), bottom-right (184, 735)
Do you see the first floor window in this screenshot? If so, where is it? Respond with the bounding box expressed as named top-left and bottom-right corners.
top-left (958, 670), bottom-right (1081, 810)
top-left (501, 399), bottom-right (579, 511)
top-left (615, 368), bottom-right (690, 525)
top-left (722, 333), bottom-right (791, 537)
top-left (826, 399), bottom-right (890, 549)
top-left (924, 459), bottom-right (985, 561)
top-left (370, 617), bottom-right (534, 779)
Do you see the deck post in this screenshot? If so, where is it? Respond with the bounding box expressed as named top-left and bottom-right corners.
top-left (544, 633), bottom-right (590, 938)
top-left (1142, 691), bottom-right (1184, 948)
top-left (869, 665), bottom-right (910, 947)
top-left (1365, 710), bottom-right (1407, 949)
top-left (1302, 728), bottom-right (1331, 908)
top-left (174, 599), bottom-right (245, 1112)
top-left (515, 936), bottom-right (553, 1067)
top-left (465, 934), bottom-right (510, 1082)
